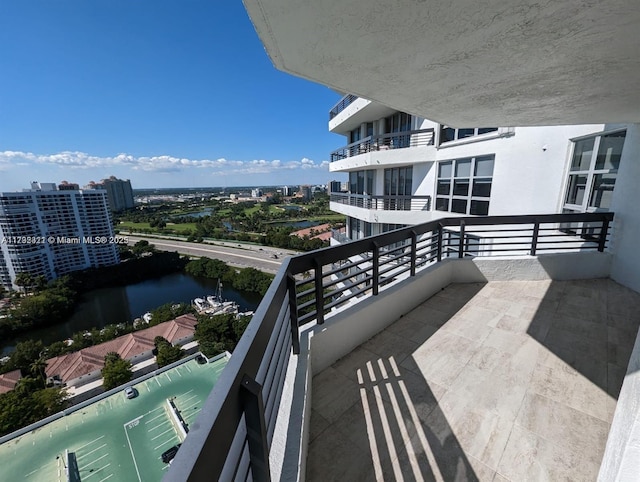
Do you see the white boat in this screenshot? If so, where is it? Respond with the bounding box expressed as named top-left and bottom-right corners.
top-left (142, 312), bottom-right (153, 323)
top-left (193, 298), bottom-right (208, 311)
top-left (193, 280), bottom-right (239, 316)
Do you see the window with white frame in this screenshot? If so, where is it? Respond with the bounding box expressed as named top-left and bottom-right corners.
top-left (435, 155), bottom-right (495, 215)
top-left (440, 126), bottom-right (498, 143)
top-left (563, 130), bottom-right (626, 213)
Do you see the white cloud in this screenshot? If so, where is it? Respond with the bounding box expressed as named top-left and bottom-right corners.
top-left (0, 150), bottom-right (329, 176)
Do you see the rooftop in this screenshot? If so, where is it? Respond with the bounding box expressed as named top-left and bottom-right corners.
top-left (45, 314), bottom-right (197, 384)
top-left (308, 278), bottom-right (639, 480)
top-left (0, 355), bottom-right (227, 482)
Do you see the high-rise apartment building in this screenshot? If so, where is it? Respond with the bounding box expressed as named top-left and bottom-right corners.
top-left (86, 176), bottom-right (134, 212)
top-left (0, 182), bottom-right (119, 289)
top-left (326, 98), bottom-right (628, 245)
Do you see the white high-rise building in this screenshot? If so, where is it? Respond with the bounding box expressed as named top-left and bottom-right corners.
top-left (0, 182), bottom-right (119, 289)
top-left (327, 98), bottom-right (628, 245)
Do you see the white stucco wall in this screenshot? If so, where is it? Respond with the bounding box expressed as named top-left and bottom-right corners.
top-left (608, 124), bottom-right (640, 292)
top-left (432, 125), bottom-right (605, 215)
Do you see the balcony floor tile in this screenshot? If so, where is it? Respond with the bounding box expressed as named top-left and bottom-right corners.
top-left (307, 279), bottom-right (640, 481)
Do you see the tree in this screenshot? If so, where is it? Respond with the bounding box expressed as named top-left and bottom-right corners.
top-left (29, 357), bottom-right (47, 386)
top-left (194, 313), bottom-right (245, 357)
top-left (101, 352), bottom-right (132, 390)
top-left (154, 336), bottom-right (184, 367)
top-left (14, 272), bottom-right (35, 293)
top-left (2, 339), bottom-right (44, 375)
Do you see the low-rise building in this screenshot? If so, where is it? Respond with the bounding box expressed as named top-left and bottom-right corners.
top-left (0, 370), bottom-right (22, 394)
top-left (45, 314), bottom-right (198, 389)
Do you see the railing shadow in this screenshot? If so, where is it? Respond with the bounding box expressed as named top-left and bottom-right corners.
top-left (306, 283), bottom-right (486, 481)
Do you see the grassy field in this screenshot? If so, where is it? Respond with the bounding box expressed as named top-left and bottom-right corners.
top-left (119, 221), bottom-right (198, 234)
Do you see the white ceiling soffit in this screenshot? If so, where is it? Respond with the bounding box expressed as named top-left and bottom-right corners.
top-left (243, 0), bottom-right (640, 127)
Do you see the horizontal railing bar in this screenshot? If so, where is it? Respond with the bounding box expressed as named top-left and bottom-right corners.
top-left (325, 275), bottom-right (375, 296)
top-left (322, 273), bottom-right (370, 290)
top-left (295, 287), bottom-right (315, 299)
top-left (298, 311), bottom-right (318, 325)
top-left (324, 288), bottom-right (369, 311)
top-left (297, 299), bottom-right (316, 311)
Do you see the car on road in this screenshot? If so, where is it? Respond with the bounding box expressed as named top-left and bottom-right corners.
top-left (123, 386), bottom-right (137, 399)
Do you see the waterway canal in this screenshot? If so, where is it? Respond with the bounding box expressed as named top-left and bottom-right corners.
top-left (1, 272), bottom-right (262, 355)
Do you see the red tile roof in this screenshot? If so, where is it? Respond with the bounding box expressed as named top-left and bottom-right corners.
top-left (45, 314), bottom-right (197, 384)
top-left (290, 223), bottom-right (332, 240)
top-left (0, 369), bottom-right (22, 394)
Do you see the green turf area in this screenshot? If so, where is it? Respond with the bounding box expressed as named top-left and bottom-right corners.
top-left (0, 356), bottom-right (228, 482)
top-left (119, 221), bottom-right (198, 234)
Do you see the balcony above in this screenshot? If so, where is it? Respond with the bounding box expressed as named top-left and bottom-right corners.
top-left (331, 192), bottom-right (431, 211)
top-left (328, 96), bottom-right (398, 133)
top-left (329, 94), bottom-right (359, 120)
top-left (244, 0), bottom-right (640, 126)
top-left (330, 129), bottom-right (435, 172)
top-left (330, 192), bottom-right (433, 225)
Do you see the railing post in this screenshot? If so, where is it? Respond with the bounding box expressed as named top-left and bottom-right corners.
top-left (372, 242), bottom-right (380, 295)
top-left (410, 231), bottom-right (417, 276)
top-left (286, 274), bottom-right (300, 355)
top-left (313, 259), bottom-right (324, 325)
top-left (437, 224), bottom-right (443, 262)
top-left (240, 375), bottom-right (271, 482)
top-left (458, 221), bottom-right (466, 258)
top-left (598, 218), bottom-right (610, 252)
top-left (530, 222), bottom-right (540, 256)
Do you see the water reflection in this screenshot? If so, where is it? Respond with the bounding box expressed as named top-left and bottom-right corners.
top-left (2, 272), bottom-right (262, 355)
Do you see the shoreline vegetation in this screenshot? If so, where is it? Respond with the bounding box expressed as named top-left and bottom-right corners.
top-left (0, 249), bottom-right (272, 437)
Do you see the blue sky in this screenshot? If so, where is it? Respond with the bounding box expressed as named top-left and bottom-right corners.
top-left (0, 1), bottom-right (343, 190)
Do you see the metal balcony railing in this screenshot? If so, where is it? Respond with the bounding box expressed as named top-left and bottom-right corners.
top-left (328, 94), bottom-right (359, 120)
top-left (330, 128), bottom-right (435, 161)
top-left (167, 211), bottom-right (614, 481)
top-left (330, 192), bottom-right (431, 211)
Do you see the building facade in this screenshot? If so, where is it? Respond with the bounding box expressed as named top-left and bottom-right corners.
top-left (327, 96), bottom-right (628, 245)
top-left (87, 176), bottom-right (134, 212)
top-left (0, 182), bottom-right (119, 289)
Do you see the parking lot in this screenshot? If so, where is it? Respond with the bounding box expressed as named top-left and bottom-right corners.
top-left (0, 356), bottom-right (228, 481)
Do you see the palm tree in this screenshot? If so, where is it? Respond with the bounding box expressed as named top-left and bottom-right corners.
top-left (30, 356), bottom-right (48, 386)
top-left (14, 272), bottom-right (34, 294)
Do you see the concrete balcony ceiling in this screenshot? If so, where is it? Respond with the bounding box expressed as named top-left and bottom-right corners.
top-left (243, 0), bottom-right (640, 126)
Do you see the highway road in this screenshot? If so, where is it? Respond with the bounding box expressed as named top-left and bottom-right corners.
top-left (125, 235), bottom-right (299, 274)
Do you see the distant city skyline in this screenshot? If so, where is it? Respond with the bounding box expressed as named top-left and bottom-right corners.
top-left (0, 1), bottom-right (343, 191)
